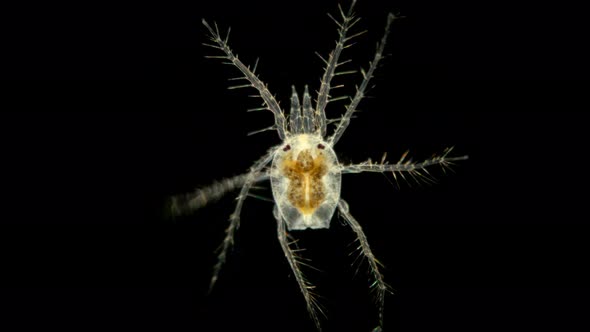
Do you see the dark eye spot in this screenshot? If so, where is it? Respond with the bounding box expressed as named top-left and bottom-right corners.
top-left (317, 144), bottom-right (325, 149)
top-left (283, 145), bottom-right (291, 151)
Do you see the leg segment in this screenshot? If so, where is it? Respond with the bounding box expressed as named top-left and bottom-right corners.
top-left (168, 173), bottom-right (269, 217)
top-left (329, 13), bottom-right (398, 146)
top-left (342, 147), bottom-right (468, 185)
top-left (315, 0), bottom-right (361, 137)
top-left (274, 205), bottom-right (323, 331)
top-left (209, 149), bottom-right (275, 292)
top-left (338, 199), bottom-right (389, 331)
top-left (202, 20), bottom-right (288, 140)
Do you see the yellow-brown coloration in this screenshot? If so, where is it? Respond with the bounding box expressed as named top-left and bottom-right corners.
top-left (281, 149), bottom-right (328, 215)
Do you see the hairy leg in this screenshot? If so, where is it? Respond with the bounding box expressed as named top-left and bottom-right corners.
top-left (274, 205), bottom-right (324, 331)
top-left (338, 199), bottom-right (390, 331)
top-left (315, 0), bottom-right (361, 136)
top-left (342, 147), bottom-right (468, 185)
top-left (208, 149), bottom-right (275, 292)
top-left (202, 20), bottom-right (287, 140)
top-left (329, 12), bottom-right (398, 145)
top-left (168, 173), bottom-right (269, 217)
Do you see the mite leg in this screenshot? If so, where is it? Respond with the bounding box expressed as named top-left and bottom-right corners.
top-left (315, 0), bottom-right (360, 136)
top-left (168, 173), bottom-right (270, 217)
top-left (202, 20), bottom-right (288, 140)
top-left (342, 147), bottom-right (468, 185)
top-left (338, 199), bottom-right (390, 331)
top-left (209, 149), bottom-right (275, 292)
top-left (274, 205), bottom-right (323, 331)
top-left (329, 13), bottom-right (398, 146)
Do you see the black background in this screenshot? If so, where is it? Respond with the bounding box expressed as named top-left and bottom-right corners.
top-left (1, 0), bottom-right (588, 331)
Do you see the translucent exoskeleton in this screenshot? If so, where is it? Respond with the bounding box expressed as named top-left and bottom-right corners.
top-left (169, 1), bottom-right (468, 331)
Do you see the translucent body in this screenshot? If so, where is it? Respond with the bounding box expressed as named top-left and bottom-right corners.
top-left (270, 134), bottom-right (341, 230)
top-left (168, 2), bottom-right (468, 331)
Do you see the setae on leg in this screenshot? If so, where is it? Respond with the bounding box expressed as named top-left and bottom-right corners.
top-left (274, 205), bottom-right (324, 331)
top-left (338, 199), bottom-right (390, 331)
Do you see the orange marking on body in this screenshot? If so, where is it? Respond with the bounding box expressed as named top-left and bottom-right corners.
top-left (281, 149), bottom-right (327, 215)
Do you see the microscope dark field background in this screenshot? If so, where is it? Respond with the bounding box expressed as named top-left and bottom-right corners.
top-left (2, 0), bottom-right (588, 331)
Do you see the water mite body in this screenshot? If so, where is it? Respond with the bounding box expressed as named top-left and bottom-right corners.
top-left (169, 1), bottom-right (468, 331)
top-left (271, 134), bottom-right (341, 230)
